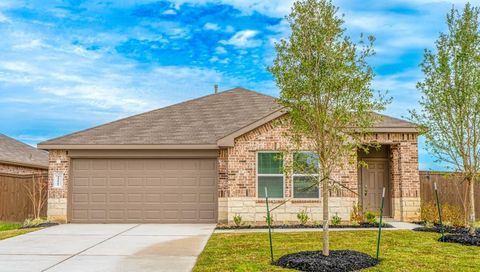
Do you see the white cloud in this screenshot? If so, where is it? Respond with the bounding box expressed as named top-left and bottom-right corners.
top-left (0, 11), bottom-right (10, 23)
top-left (162, 9), bottom-right (177, 15)
top-left (225, 25), bottom-right (235, 33)
top-left (215, 46), bottom-right (227, 54)
top-left (172, 0), bottom-right (293, 17)
top-left (220, 30), bottom-right (262, 48)
top-left (203, 22), bottom-right (220, 31)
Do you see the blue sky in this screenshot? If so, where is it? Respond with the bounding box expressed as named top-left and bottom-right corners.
top-left (0, 0), bottom-right (470, 170)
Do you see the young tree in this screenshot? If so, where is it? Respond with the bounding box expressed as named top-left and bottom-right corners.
top-left (24, 174), bottom-right (48, 220)
top-left (410, 4), bottom-right (480, 234)
top-left (269, 0), bottom-right (387, 256)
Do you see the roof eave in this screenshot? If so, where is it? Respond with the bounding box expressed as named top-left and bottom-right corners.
top-left (217, 109), bottom-right (287, 147)
top-left (37, 144), bottom-right (219, 150)
top-left (0, 159), bottom-right (48, 170)
top-left (368, 127), bottom-right (418, 133)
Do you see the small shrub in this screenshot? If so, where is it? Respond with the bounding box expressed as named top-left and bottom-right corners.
top-left (421, 201), bottom-right (465, 227)
top-left (364, 211), bottom-right (377, 224)
top-left (265, 215), bottom-right (274, 226)
top-left (297, 209), bottom-right (310, 225)
top-left (233, 214), bottom-right (243, 227)
top-left (331, 213), bottom-right (342, 226)
top-left (22, 217), bottom-right (49, 228)
top-left (350, 202), bottom-right (364, 223)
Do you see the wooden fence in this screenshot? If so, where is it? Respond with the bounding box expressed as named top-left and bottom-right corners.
top-left (0, 173), bottom-right (47, 222)
top-left (420, 171), bottom-right (480, 220)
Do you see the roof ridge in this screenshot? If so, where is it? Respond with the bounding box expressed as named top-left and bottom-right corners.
top-left (0, 133), bottom-right (44, 152)
top-left (374, 112), bottom-right (416, 127)
top-left (39, 87), bottom-right (274, 146)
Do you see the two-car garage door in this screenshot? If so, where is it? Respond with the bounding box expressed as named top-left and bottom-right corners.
top-left (69, 158), bottom-right (217, 223)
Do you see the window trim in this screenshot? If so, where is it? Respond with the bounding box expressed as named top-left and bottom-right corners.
top-left (256, 151), bottom-right (285, 199)
top-left (292, 151), bottom-right (320, 199)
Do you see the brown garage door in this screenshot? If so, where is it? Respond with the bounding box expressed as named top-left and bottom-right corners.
top-left (69, 158), bottom-right (217, 223)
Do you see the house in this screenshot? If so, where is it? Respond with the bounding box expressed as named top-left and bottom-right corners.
top-left (0, 134), bottom-right (48, 175)
top-left (38, 88), bottom-right (420, 224)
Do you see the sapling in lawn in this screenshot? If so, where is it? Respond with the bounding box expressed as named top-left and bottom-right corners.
top-left (269, 0), bottom-right (388, 256)
top-left (410, 3), bottom-right (480, 235)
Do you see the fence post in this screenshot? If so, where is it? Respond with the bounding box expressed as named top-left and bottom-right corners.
top-left (376, 187), bottom-right (385, 259)
top-left (434, 182), bottom-right (444, 239)
top-left (265, 187), bottom-right (274, 263)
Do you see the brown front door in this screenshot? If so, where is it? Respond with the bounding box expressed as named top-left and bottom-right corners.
top-left (360, 159), bottom-right (390, 216)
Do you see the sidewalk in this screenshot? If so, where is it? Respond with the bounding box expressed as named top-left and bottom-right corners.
top-left (214, 221), bottom-right (421, 234)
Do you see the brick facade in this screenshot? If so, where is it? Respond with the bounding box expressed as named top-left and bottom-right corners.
top-left (217, 119), bottom-right (421, 224)
top-left (46, 150), bottom-right (70, 222)
top-left (0, 162), bottom-right (47, 176)
top-left (46, 119), bottom-right (420, 224)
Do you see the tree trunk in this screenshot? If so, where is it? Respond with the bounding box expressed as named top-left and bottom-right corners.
top-left (322, 176), bottom-right (329, 256)
top-left (468, 177), bottom-right (476, 235)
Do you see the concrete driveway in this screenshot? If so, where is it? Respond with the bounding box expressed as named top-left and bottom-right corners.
top-left (0, 224), bottom-right (215, 272)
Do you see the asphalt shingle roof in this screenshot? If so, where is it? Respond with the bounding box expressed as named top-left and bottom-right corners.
top-left (40, 88), bottom-right (282, 146)
top-left (39, 88), bottom-right (416, 147)
top-left (0, 134), bottom-right (48, 168)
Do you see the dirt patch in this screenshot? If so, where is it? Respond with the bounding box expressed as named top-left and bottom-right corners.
top-left (134, 235), bottom-right (206, 256)
top-left (439, 234), bottom-right (480, 246)
top-left (275, 250), bottom-right (378, 272)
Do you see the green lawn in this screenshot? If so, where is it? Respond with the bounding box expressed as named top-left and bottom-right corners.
top-left (0, 222), bottom-right (38, 241)
top-left (194, 230), bottom-right (480, 272)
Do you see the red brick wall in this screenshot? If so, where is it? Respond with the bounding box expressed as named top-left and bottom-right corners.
top-left (219, 118), bottom-right (421, 222)
top-left (0, 162), bottom-right (47, 176)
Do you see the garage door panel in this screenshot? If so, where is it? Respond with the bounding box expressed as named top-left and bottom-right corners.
top-left (70, 158), bottom-right (217, 223)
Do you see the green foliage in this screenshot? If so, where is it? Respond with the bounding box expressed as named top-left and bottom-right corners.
top-left (421, 201), bottom-right (465, 227)
top-left (331, 213), bottom-right (341, 226)
top-left (409, 3), bottom-right (480, 230)
top-left (0, 222), bottom-right (21, 231)
top-left (296, 209), bottom-right (310, 225)
top-left (268, 0), bottom-right (389, 255)
top-left (364, 211), bottom-right (377, 224)
top-left (265, 215), bottom-right (274, 226)
top-left (350, 202), bottom-right (364, 224)
top-left (233, 214), bottom-right (243, 227)
top-left (22, 217), bottom-right (49, 228)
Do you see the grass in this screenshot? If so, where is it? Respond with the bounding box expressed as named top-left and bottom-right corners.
top-left (194, 230), bottom-right (480, 272)
top-left (0, 222), bottom-right (38, 241)
top-left (0, 222), bottom-right (21, 231)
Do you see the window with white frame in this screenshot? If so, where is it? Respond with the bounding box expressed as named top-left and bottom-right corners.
top-left (257, 152), bottom-right (284, 198)
top-left (293, 152), bottom-right (319, 198)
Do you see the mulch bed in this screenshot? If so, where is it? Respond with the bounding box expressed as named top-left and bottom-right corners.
top-left (274, 250), bottom-right (379, 272)
top-left (217, 223), bottom-right (392, 230)
top-left (439, 234), bottom-right (480, 246)
top-left (21, 222), bottom-right (59, 229)
top-left (413, 226), bottom-right (480, 236)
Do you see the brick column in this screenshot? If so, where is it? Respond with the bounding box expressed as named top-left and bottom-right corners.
top-left (47, 150), bottom-right (69, 222)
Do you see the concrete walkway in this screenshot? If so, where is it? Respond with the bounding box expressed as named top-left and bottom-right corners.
top-left (0, 224), bottom-right (216, 272)
top-left (215, 221), bottom-right (422, 234)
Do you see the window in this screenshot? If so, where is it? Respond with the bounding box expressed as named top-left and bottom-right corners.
top-left (293, 152), bottom-right (319, 198)
top-left (257, 152), bottom-right (284, 198)
top-left (52, 171), bottom-right (64, 188)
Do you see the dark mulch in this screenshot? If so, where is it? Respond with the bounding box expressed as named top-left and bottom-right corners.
top-left (413, 226), bottom-right (480, 236)
top-left (20, 222), bottom-right (59, 229)
top-left (217, 223), bottom-right (392, 230)
top-left (439, 234), bottom-right (480, 246)
top-left (275, 250), bottom-right (379, 272)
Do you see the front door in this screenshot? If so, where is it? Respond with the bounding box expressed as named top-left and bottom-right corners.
top-left (360, 159), bottom-right (390, 216)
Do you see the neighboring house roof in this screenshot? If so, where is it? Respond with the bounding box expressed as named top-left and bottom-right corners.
top-left (38, 87), bottom-right (417, 149)
top-left (0, 134), bottom-right (48, 169)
